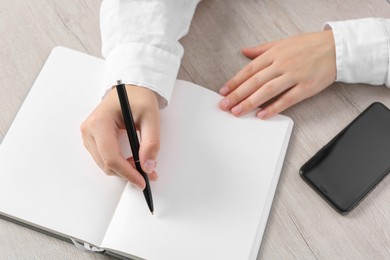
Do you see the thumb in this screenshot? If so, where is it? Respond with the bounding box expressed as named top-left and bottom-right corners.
top-left (138, 109), bottom-right (160, 180)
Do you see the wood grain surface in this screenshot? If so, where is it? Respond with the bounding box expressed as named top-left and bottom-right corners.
top-left (0, 0), bottom-right (389, 259)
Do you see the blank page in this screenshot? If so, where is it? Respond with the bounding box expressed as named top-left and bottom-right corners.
top-left (0, 47), bottom-right (126, 246)
top-left (102, 80), bottom-right (293, 260)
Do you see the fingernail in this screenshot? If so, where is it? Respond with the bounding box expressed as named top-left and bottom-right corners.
top-left (143, 159), bottom-right (157, 173)
top-left (231, 104), bottom-right (242, 115)
top-left (219, 84), bottom-right (229, 95)
top-left (219, 99), bottom-right (230, 110)
top-left (257, 110), bottom-right (267, 119)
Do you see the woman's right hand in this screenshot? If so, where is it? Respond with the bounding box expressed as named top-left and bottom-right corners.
top-left (81, 85), bottom-right (160, 190)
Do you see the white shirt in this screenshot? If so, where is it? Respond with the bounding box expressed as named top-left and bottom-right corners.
top-left (100, 0), bottom-right (200, 108)
top-left (325, 18), bottom-right (390, 87)
top-left (100, 1), bottom-right (390, 107)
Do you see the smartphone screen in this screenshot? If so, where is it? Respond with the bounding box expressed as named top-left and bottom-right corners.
top-left (300, 102), bottom-right (390, 214)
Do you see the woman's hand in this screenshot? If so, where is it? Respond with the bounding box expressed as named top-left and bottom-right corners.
top-left (219, 30), bottom-right (337, 119)
top-left (81, 85), bottom-right (160, 190)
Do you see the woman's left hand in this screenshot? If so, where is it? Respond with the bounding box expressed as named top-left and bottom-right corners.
top-left (219, 30), bottom-right (337, 119)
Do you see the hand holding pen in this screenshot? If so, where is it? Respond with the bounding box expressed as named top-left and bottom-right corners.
top-left (81, 81), bottom-right (160, 210)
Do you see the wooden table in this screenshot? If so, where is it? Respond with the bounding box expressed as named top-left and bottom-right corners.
top-left (1, 0), bottom-right (389, 259)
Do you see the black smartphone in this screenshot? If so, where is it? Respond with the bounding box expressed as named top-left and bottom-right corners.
top-left (300, 102), bottom-right (390, 214)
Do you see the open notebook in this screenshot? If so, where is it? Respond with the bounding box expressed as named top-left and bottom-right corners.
top-left (0, 47), bottom-right (293, 260)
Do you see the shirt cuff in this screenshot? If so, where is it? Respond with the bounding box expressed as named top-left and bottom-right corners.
top-left (102, 42), bottom-right (183, 108)
top-left (324, 18), bottom-right (389, 86)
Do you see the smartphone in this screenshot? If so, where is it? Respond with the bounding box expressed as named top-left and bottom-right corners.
top-left (300, 102), bottom-right (390, 214)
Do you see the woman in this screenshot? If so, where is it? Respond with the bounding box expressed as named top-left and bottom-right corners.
top-left (81, 0), bottom-right (390, 189)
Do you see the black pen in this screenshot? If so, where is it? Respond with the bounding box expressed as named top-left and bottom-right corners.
top-left (116, 80), bottom-right (154, 214)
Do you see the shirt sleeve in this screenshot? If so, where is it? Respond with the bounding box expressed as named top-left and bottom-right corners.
top-left (100, 0), bottom-right (200, 108)
top-left (324, 18), bottom-right (390, 87)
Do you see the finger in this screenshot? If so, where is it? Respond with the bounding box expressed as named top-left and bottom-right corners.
top-left (220, 65), bottom-right (279, 112)
top-left (127, 156), bottom-right (158, 181)
top-left (87, 139), bottom-right (117, 176)
top-left (219, 54), bottom-right (272, 97)
top-left (148, 172), bottom-right (158, 181)
top-left (138, 108), bottom-right (160, 176)
top-left (81, 125), bottom-right (116, 176)
top-left (242, 41), bottom-right (276, 59)
top-left (95, 126), bottom-right (146, 189)
top-left (257, 84), bottom-right (307, 119)
top-left (231, 75), bottom-right (295, 117)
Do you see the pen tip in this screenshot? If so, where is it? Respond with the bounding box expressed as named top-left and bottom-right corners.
top-left (151, 211), bottom-right (154, 215)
